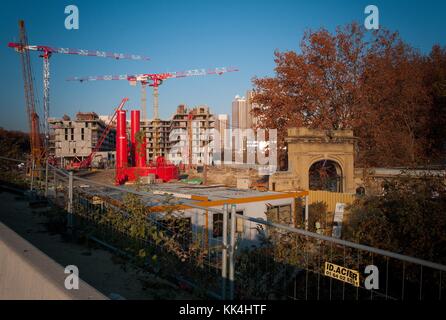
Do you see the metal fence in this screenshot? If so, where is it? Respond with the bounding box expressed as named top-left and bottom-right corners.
top-left (232, 213), bottom-right (446, 300)
top-left (46, 163), bottom-right (227, 299)
top-left (1, 156), bottom-right (446, 300)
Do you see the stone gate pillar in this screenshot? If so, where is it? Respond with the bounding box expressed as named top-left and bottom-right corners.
top-left (270, 127), bottom-right (357, 193)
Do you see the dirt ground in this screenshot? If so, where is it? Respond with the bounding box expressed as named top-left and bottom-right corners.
top-left (0, 189), bottom-right (195, 300)
top-left (77, 169), bottom-right (116, 185)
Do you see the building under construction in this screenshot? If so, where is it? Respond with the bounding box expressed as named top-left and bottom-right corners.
top-left (48, 112), bottom-right (116, 168)
top-left (47, 104), bottom-right (219, 169)
top-left (141, 118), bottom-right (171, 162)
top-left (139, 104), bottom-right (217, 166)
top-left (168, 104), bottom-right (215, 166)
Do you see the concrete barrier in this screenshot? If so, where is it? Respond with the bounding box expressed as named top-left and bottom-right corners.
top-left (0, 222), bottom-right (107, 300)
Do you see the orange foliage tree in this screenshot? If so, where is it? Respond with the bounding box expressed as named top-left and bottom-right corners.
top-left (252, 22), bottom-right (443, 168)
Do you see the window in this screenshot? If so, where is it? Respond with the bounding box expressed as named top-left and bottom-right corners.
top-left (65, 135), bottom-right (68, 141)
top-left (73, 148), bottom-right (76, 154)
top-left (213, 211), bottom-right (244, 238)
top-left (267, 204), bottom-right (292, 224)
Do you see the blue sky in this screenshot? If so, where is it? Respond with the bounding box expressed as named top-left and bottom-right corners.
top-left (1, 0), bottom-right (445, 131)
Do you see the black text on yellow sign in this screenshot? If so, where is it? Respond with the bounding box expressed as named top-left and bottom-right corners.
top-left (324, 262), bottom-right (360, 287)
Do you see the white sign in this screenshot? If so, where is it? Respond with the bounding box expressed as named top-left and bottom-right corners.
top-left (332, 203), bottom-right (345, 238)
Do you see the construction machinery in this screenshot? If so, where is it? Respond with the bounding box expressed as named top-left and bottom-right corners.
top-left (67, 67), bottom-right (238, 161)
top-left (67, 67), bottom-right (239, 120)
top-left (8, 32), bottom-right (149, 149)
top-left (187, 111), bottom-right (194, 171)
top-left (12, 20), bottom-right (43, 173)
top-left (114, 108), bottom-right (178, 185)
top-left (66, 98), bottom-right (129, 170)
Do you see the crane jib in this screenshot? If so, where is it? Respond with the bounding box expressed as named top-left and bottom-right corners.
top-left (8, 42), bottom-right (149, 60)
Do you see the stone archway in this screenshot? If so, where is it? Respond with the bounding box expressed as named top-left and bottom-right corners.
top-left (309, 159), bottom-right (343, 192)
top-left (269, 127), bottom-right (357, 193)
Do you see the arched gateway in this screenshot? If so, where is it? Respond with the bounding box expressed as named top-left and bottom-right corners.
top-left (270, 127), bottom-right (356, 193)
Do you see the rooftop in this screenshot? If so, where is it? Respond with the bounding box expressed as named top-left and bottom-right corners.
top-left (77, 181), bottom-right (306, 210)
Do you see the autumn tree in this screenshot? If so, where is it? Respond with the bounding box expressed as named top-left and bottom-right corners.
top-left (357, 31), bottom-right (432, 166)
top-left (252, 24), bottom-right (365, 158)
top-left (0, 127), bottom-right (30, 159)
top-left (343, 174), bottom-right (446, 264)
top-left (424, 45), bottom-right (446, 163)
top-left (252, 22), bottom-right (438, 167)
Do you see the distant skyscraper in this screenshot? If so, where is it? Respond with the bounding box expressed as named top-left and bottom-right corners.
top-left (215, 114), bottom-right (229, 164)
top-left (232, 92), bottom-right (257, 130)
top-left (231, 91), bottom-right (260, 164)
top-left (232, 95), bottom-right (244, 129)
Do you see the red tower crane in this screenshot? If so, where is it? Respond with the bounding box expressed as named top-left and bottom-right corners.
top-left (67, 67), bottom-right (238, 159)
top-left (13, 20), bottom-right (43, 171)
top-left (8, 36), bottom-right (149, 149)
top-left (67, 67), bottom-right (239, 121)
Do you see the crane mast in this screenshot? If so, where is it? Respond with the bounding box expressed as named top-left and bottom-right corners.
top-left (16, 20), bottom-right (43, 169)
top-left (42, 51), bottom-right (51, 146)
top-left (8, 36), bottom-right (149, 155)
top-left (68, 67), bottom-right (239, 124)
top-left (68, 67), bottom-right (239, 163)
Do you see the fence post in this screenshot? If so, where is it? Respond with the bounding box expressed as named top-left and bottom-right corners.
top-left (305, 195), bottom-right (309, 230)
top-left (221, 203), bottom-right (228, 300)
top-left (67, 171), bottom-right (74, 234)
top-left (229, 204), bottom-right (236, 300)
top-left (44, 159), bottom-right (49, 197)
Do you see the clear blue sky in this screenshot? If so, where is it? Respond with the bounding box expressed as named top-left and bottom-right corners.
top-left (1, 0), bottom-right (445, 132)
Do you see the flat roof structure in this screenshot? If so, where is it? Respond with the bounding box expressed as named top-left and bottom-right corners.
top-left (75, 181), bottom-right (308, 213)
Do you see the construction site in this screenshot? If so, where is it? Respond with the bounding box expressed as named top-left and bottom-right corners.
top-left (1, 6), bottom-right (446, 304)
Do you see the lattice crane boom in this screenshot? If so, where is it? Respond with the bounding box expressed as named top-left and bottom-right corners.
top-left (67, 66), bottom-right (239, 120)
top-left (14, 20), bottom-right (43, 168)
top-left (68, 66), bottom-right (239, 159)
top-left (8, 38), bottom-right (149, 150)
top-left (76, 98), bottom-right (129, 169)
top-left (7, 43), bottom-right (150, 61)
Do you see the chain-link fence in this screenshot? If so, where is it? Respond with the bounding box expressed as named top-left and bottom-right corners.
top-left (45, 163), bottom-right (228, 299)
top-left (232, 213), bottom-right (446, 300)
top-left (1, 156), bottom-right (445, 300)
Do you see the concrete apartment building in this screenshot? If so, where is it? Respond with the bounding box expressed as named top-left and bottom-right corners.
top-left (141, 119), bottom-right (171, 162)
top-left (168, 104), bottom-right (215, 166)
top-left (214, 114), bottom-right (230, 164)
top-left (48, 112), bottom-right (116, 167)
top-left (48, 101), bottom-right (238, 168)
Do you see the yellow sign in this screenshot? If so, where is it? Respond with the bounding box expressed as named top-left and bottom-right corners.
top-left (324, 262), bottom-right (360, 287)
